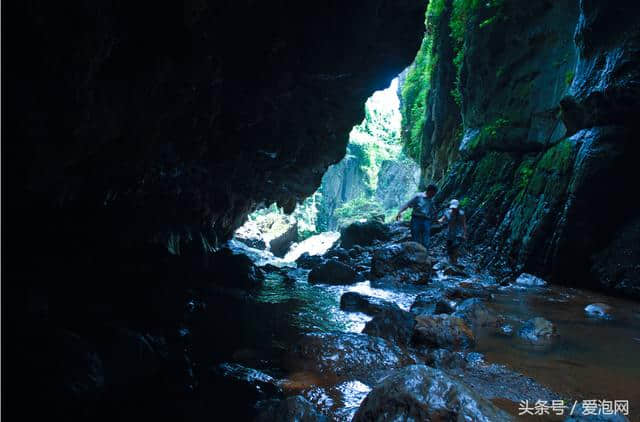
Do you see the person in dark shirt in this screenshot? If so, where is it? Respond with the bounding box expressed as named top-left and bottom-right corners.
top-left (438, 199), bottom-right (467, 265)
top-left (395, 184), bottom-right (438, 249)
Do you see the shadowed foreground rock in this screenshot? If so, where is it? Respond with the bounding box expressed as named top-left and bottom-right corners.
top-left (285, 332), bottom-right (414, 386)
top-left (256, 395), bottom-right (327, 422)
top-left (352, 365), bottom-right (512, 422)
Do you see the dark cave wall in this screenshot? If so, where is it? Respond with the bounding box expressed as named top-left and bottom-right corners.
top-left (2, 2), bottom-right (428, 419)
top-left (4, 0), bottom-right (427, 261)
top-left (402, 0), bottom-right (640, 296)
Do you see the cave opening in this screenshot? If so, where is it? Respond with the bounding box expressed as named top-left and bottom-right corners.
top-left (233, 77), bottom-right (421, 262)
top-left (4, 0), bottom-right (640, 421)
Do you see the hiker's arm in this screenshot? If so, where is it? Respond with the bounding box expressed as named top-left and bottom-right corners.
top-left (395, 197), bottom-right (414, 220)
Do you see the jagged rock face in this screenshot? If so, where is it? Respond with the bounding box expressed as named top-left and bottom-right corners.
top-left (374, 159), bottom-right (420, 208)
top-left (317, 149), bottom-right (370, 230)
top-left (4, 0), bottom-right (426, 273)
top-left (406, 0), bottom-right (640, 297)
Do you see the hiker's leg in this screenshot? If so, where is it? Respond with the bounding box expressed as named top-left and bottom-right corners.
top-left (410, 218), bottom-right (421, 243)
top-left (446, 239), bottom-right (454, 262)
top-left (422, 220), bottom-right (431, 249)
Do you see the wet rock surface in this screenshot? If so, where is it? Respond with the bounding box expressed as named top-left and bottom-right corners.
top-left (285, 332), bottom-right (415, 386)
top-left (362, 307), bottom-right (416, 347)
top-left (339, 292), bottom-right (399, 316)
top-left (352, 365), bottom-right (512, 422)
top-left (370, 241), bottom-right (433, 284)
top-left (255, 395), bottom-right (328, 422)
top-left (340, 220), bottom-right (392, 249)
top-left (413, 314), bottom-right (475, 350)
top-left (518, 317), bottom-right (558, 345)
top-left (308, 259), bottom-right (357, 285)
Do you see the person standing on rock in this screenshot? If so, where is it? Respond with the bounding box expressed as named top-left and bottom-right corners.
top-left (395, 184), bottom-right (438, 249)
top-left (438, 199), bottom-right (467, 265)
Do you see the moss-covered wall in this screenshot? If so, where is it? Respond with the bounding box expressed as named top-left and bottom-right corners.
top-left (399, 0), bottom-right (640, 297)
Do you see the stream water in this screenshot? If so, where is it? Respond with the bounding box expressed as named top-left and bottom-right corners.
top-left (215, 235), bottom-right (640, 421)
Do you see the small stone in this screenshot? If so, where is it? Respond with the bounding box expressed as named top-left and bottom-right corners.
top-left (584, 303), bottom-right (613, 318)
top-left (515, 273), bottom-right (547, 287)
top-left (518, 317), bottom-right (557, 345)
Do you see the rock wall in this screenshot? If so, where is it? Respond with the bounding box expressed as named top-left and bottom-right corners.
top-left (375, 159), bottom-right (420, 209)
top-left (317, 146), bottom-right (371, 230)
top-left (403, 0), bottom-right (640, 297)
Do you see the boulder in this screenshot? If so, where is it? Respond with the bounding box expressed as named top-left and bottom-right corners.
top-left (340, 220), bottom-right (391, 249)
top-left (234, 219), bottom-right (267, 249)
top-left (339, 292), bottom-right (399, 316)
top-left (286, 332), bottom-right (414, 385)
top-left (413, 315), bottom-right (475, 350)
top-left (362, 307), bottom-right (416, 347)
top-left (308, 259), bottom-right (357, 285)
top-left (518, 317), bottom-right (557, 345)
top-left (208, 363), bottom-right (282, 420)
top-left (410, 291), bottom-right (456, 316)
top-left (268, 219), bottom-right (299, 257)
top-left (209, 247), bottom-right (265, 288)
top-left (584, 303), bottom-right (613, 319)
top-left (352, 365), bottom-right (512, 421)
top-left (370, 242), bottom-right (432, 284)
top-left (452, 298), bottom-right (501, 330)
top-left (255, 395), bottom-right (327, 422)
top-left (296, 253), bottom-right (324, 269)
top-left (515, 273), bottom-right (548, 287)
top-left (325, 247), bottom-right (351, 263)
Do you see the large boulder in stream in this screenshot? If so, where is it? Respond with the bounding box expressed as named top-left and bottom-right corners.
top-left (362, 307), bottom-right (416, 347)
top-left (339, 292), bottom-right (398, 316)
top-left (285, 332), bottom-right (415, 386)
top-left (413, 315), bottom-right (475, 350)
top-left (340, 220), bottom-right (391, 249)
top-left (255, 395), bottom-right (327, 422)
top-left (370, 242), bottom-right (433, 284)
top-left (296, 253), bottom-right (325, 270)
top-left (209, 247), bottom-right (265, 288)
top-left (352, 365), bottom-right (512, 422)
top-left (452, 298), bottom-right (502, 330)
top-left (308, 259), bottom-right (357, 285)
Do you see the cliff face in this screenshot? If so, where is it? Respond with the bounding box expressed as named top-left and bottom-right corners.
top-left (317, 147), bottom-right (371, 230)
top-left (402, 0), bottom-right (640, 296)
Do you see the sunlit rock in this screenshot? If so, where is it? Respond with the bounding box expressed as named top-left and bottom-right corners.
top-left (515, 273), bottom-right (548, 287)
top-left (584, 303), bottom-right (613, 319)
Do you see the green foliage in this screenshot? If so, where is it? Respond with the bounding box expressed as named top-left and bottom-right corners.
top-left (334, 195), bottom-right (386, 228)
top-left (459, 196), bottom-right (471, 208)
top-left (516, 159), bottom-right (536, 190)
top-left (400, 33), bottom-right (435, 162)
top-left (426, 0), bottom-right (446, 19)
top-left (565, 70), bottom-right (575, 87)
